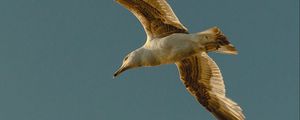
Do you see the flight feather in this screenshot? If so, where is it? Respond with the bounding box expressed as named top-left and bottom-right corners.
top-left (116, 0), bottom-right (188, 39)
top-left (176, 53), bottom-right (245, 120)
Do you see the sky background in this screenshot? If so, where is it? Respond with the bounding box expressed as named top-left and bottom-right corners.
top-left (0, 0), bottom-right (299, 120)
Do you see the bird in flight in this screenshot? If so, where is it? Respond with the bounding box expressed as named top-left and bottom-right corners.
top-left (113, 0), bottom-right (245, 120)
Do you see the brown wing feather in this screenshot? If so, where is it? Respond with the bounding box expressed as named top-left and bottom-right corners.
top-left (116, 0), bottom-right (188, 39)
top-left (176, 52), bottom-right (245, 120)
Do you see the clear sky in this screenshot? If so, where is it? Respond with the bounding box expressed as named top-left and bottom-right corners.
top-left (0, 0), bottom-right (298, 120)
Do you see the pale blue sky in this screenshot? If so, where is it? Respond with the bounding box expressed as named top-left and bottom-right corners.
top-left (0, 0), bottom-right (299, 120)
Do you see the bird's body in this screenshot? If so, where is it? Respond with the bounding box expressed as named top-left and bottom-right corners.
top-left (141, 33), bottom-right (200, 65)
top-left (114, 0), bottom-right (245, 120)
top-left (135, 31), bottom-right (225, 66)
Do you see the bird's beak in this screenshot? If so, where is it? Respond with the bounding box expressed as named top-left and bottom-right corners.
top-left (113, 64), bottom-right (129, 78)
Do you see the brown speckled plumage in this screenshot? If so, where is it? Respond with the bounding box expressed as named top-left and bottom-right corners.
top-left (176, 53), bottom-right (245, 120)
top-left (116, 0), bottom-right (188, 39)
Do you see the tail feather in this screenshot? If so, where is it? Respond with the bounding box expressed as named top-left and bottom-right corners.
top-left (198, 27), bottom-right (238, 55)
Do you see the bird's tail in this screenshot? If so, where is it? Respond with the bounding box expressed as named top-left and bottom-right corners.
top-left (197, 27), bottom-right (238, 55)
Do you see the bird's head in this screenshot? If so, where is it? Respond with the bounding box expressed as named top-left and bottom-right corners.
top-left (113, 51), bottom-right (142, 78)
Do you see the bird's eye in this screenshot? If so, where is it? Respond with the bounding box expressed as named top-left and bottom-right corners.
top-left (124, 56), bottom-right (129, 61)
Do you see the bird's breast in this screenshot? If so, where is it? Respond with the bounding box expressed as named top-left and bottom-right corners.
top-left (145, 33), bottom-right (199, 64)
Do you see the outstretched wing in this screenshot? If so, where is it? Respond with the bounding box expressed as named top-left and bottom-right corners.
top-left (176, 52), bottom-right (245, 120)
top-left (116, 0), bottom-right (188, 39)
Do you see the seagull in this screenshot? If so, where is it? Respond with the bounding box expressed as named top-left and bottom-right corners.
top-left (113, 0), bottom-right (245, 120)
